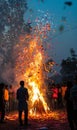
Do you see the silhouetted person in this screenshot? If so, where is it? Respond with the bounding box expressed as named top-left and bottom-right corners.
top-left (61, 84), bottom-right (67, 107)
top-left (4, 85), bottom-right (9, 113)
top-left (64, 81), bottom-right (74, 130)
top-left (16, 81), bottom-right (29, 126)
top-left (51, 83), bottom-right (58, 110)
top-left (70, 76), bottom-right (77, 130)
top-left (57, 84), bottom-right (62, 109)
top-left (0, 83), bottom-right (6, 123)
top-left (9, 85), bottom-right (14, 111)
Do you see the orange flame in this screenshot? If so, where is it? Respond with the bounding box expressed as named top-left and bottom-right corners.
top-left (23, 38), bottom-right (50, 114)
top-left (15, 23), bottom-right (51, 115)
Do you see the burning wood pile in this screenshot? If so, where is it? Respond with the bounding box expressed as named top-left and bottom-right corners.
top-left (14, 13), bottom-right (55, 116)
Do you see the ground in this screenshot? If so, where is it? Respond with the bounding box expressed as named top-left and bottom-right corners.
top-left (0, 109), bottom-right (70, 130)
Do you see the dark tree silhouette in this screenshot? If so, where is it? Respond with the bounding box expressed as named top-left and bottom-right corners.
top-left (60, 48), bottom-right (77, 82)
top-left (0, 0), bottom-right (44, 83)
top-left (0, 0), bottom-right (32, 83)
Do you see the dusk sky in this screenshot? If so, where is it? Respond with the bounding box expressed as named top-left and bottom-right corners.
top-left (25, 0), bottom-right (77, 68)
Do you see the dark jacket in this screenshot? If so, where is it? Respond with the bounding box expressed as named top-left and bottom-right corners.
top-left (17, 86), bottom-right (29, 111)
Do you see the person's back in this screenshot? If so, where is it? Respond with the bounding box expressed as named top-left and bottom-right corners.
top-left (0, 83), bottom-right (4, 109)
top-left (4, 85), bottom-right (9, 113)
top-left (16, 80), bottom-right (29, 126)
top-left (4, 85), bottom-right (9, 102)
top-left (0, 83), bottom-right (6, 123)
top-left (70, 83), bottom-right (77, 110)
top-left (17, 86), bottom-right (29, 110)
top-left (0, 84), bottom-right (4, 104)
top-left (57, 84), bottom-right (62, 108)
top-left (61, 84), bottom-right (67, 97)
top-left (51, 84), bottom-right (58, 109)
top-left (61, 84), bottom-right (67, 107)
top-left (9, 85), bottom-right (15, 111)
top-left (70, 76), bottom-right (77, 130)
top-left (64, 81), bottom-right (74, 130)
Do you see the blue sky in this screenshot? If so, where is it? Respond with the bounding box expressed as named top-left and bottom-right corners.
top-left (25, 0), bottom-right (77, 67)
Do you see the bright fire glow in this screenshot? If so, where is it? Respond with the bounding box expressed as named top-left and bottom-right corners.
top-left (23, 37), bottom-right (50, 114)
top-left (15, 15), bottom-right (53, 115)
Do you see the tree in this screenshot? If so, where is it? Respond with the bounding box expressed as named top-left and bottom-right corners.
top-left (0, 0), bottom-right (46, 84)
top-left (0, 0), bottom-right (32, 83)
top-left (60, 48), bottom-right (77, 82)
top-left (70, 48), bottom-right (77, 61)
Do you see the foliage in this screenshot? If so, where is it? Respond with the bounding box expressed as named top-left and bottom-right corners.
top-left (60, 48), bottom-right (77, 82)
top-left (0, 0), bottom-right (32, 83)
top-left (0, 0), bottom-right (45, 83)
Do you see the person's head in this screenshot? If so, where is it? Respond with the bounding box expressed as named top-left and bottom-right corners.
top-left (20, 80), bottom-right (24, 87)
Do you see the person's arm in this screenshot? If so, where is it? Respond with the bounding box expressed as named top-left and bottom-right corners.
top-left (26, 89), bottom-right (29, 101)
top-left (16, 90), bottom-right (19, 100)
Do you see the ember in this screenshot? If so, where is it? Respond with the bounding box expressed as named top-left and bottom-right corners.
top-left (5, 110), bottom-right (67, 121)
top-left (14, 13), bottom-right (54, 116)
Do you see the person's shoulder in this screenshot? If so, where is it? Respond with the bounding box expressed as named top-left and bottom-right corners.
top-left (17, 87), bottom-right (21, 92)
top-left (24, 87), bottom-right (28, 93)
top-left (24, 87), bottom-right (27, 91)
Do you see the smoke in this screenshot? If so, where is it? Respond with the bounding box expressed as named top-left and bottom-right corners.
top-left (0, 62), bottom-right (14, 84)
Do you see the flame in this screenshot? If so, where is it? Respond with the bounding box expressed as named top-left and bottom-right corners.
top-left (15, 21), bottom-right (52, 115)
top-left (23, 37), bottom-right (50, 114)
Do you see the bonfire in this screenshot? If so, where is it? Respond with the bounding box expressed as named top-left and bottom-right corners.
top-left (14, 16), bottom-right (54, 116)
